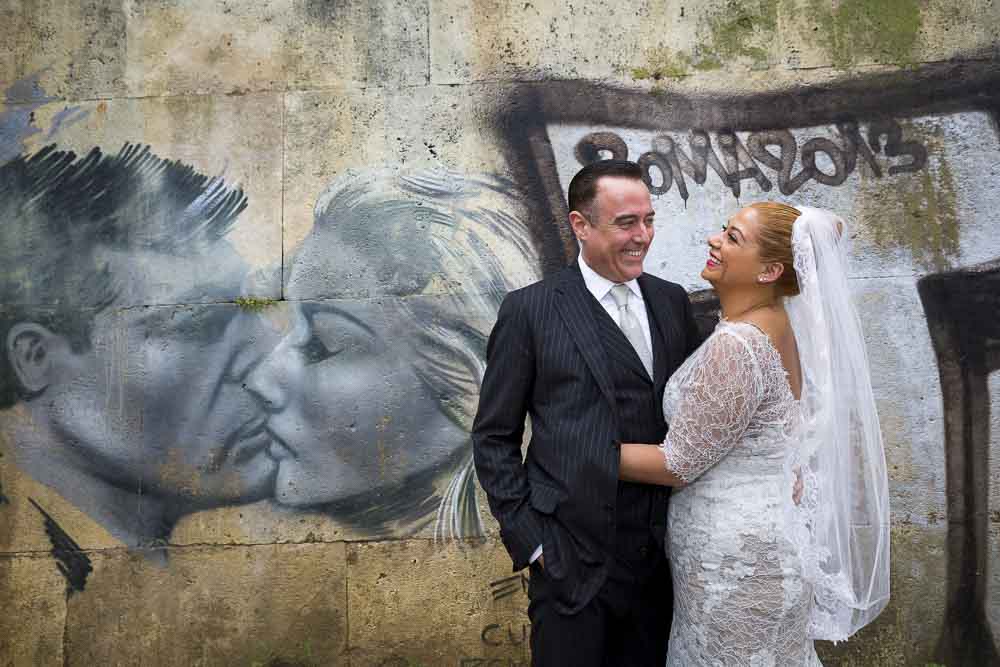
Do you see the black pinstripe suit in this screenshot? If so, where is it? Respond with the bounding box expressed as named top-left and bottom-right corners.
top-left (473, 262), bottom-right (702, 664)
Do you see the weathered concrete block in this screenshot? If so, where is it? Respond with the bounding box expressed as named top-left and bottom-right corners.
top-left (346, 537), bottom-right (530, 666)
top-left (283, 86), bottom-right (389, 257)
top-left (780, 0), bottom-right (1000, 70)
top-left (851, 278), bottom-right (946, 524)
top-left (63, 542), bottom-right (348, 666)
top-left (285, 0), bottom-right (432, 90)
top-left (367, 0), bottom-right (431, 85)
top-left (1, 0), bottom-right (128, 101)
top-left (123, 0), bottom-right (288, 97)
top-left (120, 0), bottom-right (429, 97)
top-left (377, 82), bottom-right (516, 174)
top-left (429, 0), bottom-right (678, 84)
top-left (0, 553), bottom-right (67, 666)
top-left (282, 0), bottom-right (373, 90)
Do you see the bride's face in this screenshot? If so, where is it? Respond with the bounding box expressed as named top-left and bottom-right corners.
top-left (702, 207), bottom-right (766, 288)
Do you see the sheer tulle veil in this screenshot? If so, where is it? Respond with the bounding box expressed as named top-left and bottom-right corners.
top-left (782, 206), bottom-right (891, 641)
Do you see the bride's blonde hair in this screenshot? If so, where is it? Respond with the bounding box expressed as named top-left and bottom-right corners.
top-left (748, 202), bottom-right (802, 297)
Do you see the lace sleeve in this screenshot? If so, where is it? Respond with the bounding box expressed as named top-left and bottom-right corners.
top-left (662, 330), bottom-right (765, 483)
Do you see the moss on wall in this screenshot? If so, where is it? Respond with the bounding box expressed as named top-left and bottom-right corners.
top-left (703, 0), bottom-right (779, 67)
top-left (809, 0), bottom-right (923, 68)
top-left (235, 296), bottom-right (279, 311)
top-left (631, 0), bottom-right (779, 81)
top-left (631, 0), bottom-right (925, 80)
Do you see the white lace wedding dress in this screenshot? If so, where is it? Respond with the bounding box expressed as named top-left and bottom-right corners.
top-left (661, 320), bottom-right (821, 666)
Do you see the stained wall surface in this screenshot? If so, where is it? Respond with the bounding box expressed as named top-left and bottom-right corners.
top-left (1, 1), bottom-right (998, 665)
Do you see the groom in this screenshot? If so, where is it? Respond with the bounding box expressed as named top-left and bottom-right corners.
top-left (473, 160), bottom-right (702, 665)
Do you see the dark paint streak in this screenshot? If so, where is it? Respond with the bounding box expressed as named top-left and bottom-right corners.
top-left (28, 498), bottom-right (93, 595)
top-left (918, 258), bottom-right (1000, 667)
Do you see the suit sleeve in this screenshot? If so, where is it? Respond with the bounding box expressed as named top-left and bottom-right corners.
top-left (472, 290), bottom-right (543, 571)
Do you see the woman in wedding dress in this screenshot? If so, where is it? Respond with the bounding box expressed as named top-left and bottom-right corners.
top-left (618, 203), bottom-right (891, 665)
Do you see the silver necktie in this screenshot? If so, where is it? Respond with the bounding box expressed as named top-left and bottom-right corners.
top-left (610, 284), bottom-right (653, 379)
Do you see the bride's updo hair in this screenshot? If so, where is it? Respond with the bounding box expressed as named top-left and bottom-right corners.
top-left (748, 202), bottom-right (802, 297)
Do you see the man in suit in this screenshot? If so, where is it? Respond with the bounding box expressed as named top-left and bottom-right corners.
top-left (473, 160), bottom-right (703, 665)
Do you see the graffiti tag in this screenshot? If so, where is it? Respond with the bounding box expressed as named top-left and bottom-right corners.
top-left (489, 573), bottom-right (529, 601)
top-left (576, 118), bottom-right (927, 201)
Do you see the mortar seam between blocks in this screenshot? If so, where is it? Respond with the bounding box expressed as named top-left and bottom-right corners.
top-left (345, 541), bottom-right (352, 667)
top-left (0, 535), bottom-right (499, 558)
top-left (281, 89), bottom-right (287, 302)
top-left (61, 587), bottom-right (69, 667)
top-left (425, 0), bottom-right (432, 87)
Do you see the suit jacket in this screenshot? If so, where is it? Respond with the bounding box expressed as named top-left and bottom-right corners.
top-left (472, 263), bottom-right (702, 612)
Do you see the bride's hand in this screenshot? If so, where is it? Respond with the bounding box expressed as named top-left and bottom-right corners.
top-left (792, 466), bottom-right (804, 505)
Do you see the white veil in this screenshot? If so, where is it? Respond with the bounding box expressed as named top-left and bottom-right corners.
top-left (782, 206), bottom-right (891, 641)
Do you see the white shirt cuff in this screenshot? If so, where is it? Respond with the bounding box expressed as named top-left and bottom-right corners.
top-left (529, 545), bottom-right (543, 563)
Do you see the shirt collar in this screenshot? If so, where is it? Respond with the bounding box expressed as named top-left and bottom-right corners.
top-left (577, 254), bottom-right (643, 303)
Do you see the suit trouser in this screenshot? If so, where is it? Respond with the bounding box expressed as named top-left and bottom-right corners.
top-left (527, 554), bottom-right (671, 667)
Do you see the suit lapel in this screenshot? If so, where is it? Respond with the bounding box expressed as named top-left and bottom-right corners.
top-left (592, 303), bottom-right (653, 384)
top-left (638, 274), bottom-right (672, 390)
top-left (554, 266), bottom-right (618, 414)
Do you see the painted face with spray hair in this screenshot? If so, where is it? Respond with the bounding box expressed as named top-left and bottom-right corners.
top-left (246, 171), bottom-right (540, 538)
top-left (245, 177), bottom-right (477, 517)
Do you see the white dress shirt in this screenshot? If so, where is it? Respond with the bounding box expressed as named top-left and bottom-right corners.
top-left (530, 256), bottom-right (653, 565)
top-left (578, 254), bottom-right (653, 353)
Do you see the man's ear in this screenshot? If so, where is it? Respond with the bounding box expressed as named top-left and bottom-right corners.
top-left (6, 323), bottom-right (59, 394)
top-left (569, 210), bottom-right (590, 242)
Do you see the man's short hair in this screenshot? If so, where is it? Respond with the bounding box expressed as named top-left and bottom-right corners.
top-left (0, 143), bottom-right (247, 407)
top-left (566, 159), bottom-right (644, 219)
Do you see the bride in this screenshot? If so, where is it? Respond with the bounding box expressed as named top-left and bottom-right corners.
top-left (618, 203), bottom-right (891, 665)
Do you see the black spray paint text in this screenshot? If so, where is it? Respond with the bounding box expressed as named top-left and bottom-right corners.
top-left (575, 119), bottom-right (927, 201)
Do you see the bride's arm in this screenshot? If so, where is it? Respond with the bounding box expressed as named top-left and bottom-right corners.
top-left (618, 443), bottom-right (685, 486)
top-left (618, 330), bottom-right (764, 487)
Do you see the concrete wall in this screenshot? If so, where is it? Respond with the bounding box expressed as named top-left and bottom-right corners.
top-left (0, 1), bottom-right (998, 665)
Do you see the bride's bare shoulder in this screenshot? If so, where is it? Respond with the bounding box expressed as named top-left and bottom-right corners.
top-left (741, 306), bottom-right (792, 342)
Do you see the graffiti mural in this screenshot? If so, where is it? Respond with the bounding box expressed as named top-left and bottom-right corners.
top-left (0, 119), bottom-right (542, 553)
top-left (0, 143), bottom-right (278, 553)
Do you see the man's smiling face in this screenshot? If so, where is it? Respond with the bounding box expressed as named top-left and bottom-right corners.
top-left (572, 176), bottom-right (655, 283)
